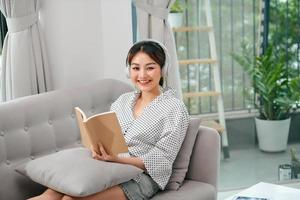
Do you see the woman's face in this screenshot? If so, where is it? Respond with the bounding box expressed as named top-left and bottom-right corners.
top-left (129, 51), bottom-right (162, 94)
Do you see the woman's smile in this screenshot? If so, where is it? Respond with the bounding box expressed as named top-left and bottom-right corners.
top-left (129, 52), bottom-right (161, 94)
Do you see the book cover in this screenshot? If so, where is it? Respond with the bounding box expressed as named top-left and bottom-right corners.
top-left (74, 107), bottom-right (128, 155)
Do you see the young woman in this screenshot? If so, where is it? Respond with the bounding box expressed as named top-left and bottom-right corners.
top-left (28, 40), bottom-right (190, 200)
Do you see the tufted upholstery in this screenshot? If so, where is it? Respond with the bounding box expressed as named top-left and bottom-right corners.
top-left (0, 78), bottom-right (220, 200)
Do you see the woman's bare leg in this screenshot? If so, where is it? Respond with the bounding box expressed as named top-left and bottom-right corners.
top-left (61, 185), bottom-right (127, 200)
top-left (27, 188), bottom-right (64, 200)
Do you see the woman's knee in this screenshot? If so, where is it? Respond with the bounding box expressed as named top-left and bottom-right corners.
top-left (61, 195), bottom-right (74, 200)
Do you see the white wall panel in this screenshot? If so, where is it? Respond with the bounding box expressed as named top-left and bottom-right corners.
top-left (39, 0), bottom-right (132, 89)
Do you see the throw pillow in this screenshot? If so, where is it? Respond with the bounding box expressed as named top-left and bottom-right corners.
top-left (15, 147), bottom-right (142, 197)
top-left (166, 117), bottom-right (201, 190)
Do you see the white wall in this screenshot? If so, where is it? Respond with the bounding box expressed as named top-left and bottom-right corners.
top-left (39, 0), bottom-right (132, 89)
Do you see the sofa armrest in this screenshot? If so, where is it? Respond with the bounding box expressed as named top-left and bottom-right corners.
top-left (186, 126), bottom-right (220, 188)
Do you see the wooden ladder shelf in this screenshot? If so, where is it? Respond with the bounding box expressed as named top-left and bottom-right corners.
top-left (174, 0), bottom-right (230, 159)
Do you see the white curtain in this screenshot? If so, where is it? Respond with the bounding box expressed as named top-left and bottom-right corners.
top-left (135, 0), bottom-right (182, 99)
top-left (0, 0), bottom-right (52, 101)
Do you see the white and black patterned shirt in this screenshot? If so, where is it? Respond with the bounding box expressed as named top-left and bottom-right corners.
top-left (110, 88), bottom-right (190, 189)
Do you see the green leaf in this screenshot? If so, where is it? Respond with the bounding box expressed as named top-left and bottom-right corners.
top-left (231, 43), bottom-right (300, 120)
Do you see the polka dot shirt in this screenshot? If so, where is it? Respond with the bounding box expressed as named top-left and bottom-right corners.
top-left (110, 88), bottom-right (190, 189)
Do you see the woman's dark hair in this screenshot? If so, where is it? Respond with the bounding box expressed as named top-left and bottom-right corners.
top-left (126, 40), bottom-right (166, 86)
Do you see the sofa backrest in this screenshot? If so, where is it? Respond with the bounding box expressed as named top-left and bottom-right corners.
top-left (0, 79), bottom-right (133, 200)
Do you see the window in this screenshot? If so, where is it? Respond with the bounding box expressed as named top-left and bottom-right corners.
top-left (268, 0), bottom-right (300, 79)
top-left (174, 0), bottom-right (260, 115)
top-left (0, 11), bottom-right (7, 101)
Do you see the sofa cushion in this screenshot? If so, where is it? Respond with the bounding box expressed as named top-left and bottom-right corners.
top-left (152, 180), bottom-right (216, 200)
top-left (16, 147), bottom-right (142, 197)
top-left (166, 117), bottom-right (200, 190)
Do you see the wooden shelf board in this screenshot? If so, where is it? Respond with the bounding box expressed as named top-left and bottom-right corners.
top-left (183, 91), bottom-right (221, 98)
top-left (173, 26), bottom-right (213, 32)
top-left (179, 58), bottom-right (217, 65)
top-left (201, 120), bottom-right (225, 133)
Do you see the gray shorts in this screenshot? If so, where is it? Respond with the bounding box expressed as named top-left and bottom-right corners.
top-left (120, 173), bottom-right (160, 200)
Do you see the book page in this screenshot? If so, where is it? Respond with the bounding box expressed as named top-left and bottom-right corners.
top-left (75, 107), bottom-right (128, 155)
top-left (74, 107), bottom-right (91, 149)
top-left (85, 111), bottom-right (128, 155)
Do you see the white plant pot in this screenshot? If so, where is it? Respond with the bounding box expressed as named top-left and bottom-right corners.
top-left (255, 118), bottom-right (291, 152)
top-left (168, 13), bottom-right (183, 28)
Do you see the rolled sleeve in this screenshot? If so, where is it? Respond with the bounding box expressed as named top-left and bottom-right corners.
top-left (140, 104), bottom-right (189, 189)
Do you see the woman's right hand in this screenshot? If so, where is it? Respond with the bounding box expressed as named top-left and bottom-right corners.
top-left (90, 145), bottom-right (101, 160)
top-left (90, 145), bottom-right (117, 162)
top-left (90, 145), bottom-right (145, 170)
top-left (91, 149), bottom-right (100, 160)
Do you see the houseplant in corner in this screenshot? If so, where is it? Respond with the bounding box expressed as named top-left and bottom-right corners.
top-left (168, 0), bottom-right (184, 28)
top-left (232, 43), bottom-right (300, 152)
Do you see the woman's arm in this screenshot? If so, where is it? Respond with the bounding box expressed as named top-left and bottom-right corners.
top-left (114, 156), bottom-right (146, 171)
top-left (91, 146), bottom-right (146, 171)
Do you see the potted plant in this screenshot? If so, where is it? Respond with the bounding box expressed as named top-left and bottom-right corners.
top-left (168, 0), bottom-right (184, 28)
top-left (232, 43), bottom-right (300, 152)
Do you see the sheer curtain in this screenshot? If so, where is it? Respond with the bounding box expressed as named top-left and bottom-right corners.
top-left (135, 0), bottom-right (182, 99)
top-left (0, 0), bottom-right (52, 101)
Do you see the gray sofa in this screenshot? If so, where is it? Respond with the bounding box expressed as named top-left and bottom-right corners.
top-left (0, 79), bottom-right (220, 200)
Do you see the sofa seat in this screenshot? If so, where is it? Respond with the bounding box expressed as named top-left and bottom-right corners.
top-left (152, 180), bottom-right (216, 200)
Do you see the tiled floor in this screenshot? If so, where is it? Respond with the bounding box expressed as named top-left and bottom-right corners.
top-left (217, 143), bottom-right (300, 199)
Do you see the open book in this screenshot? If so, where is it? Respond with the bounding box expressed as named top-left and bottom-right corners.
top-left (232, 196), bottom-right (269, 200)
top-left (74, 107), bottom-right (128, 155)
